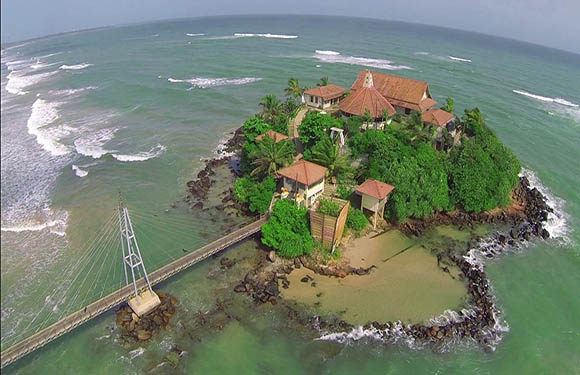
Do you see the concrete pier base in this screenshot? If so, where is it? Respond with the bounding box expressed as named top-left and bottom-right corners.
top-left (128, 290), bottom-right (161, 317)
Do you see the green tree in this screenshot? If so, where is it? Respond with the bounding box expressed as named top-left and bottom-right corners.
top-left (311, 136), bottom-right (350, 178)
top-left (233, 177), bottom-right (254, 204)
top-left (364, 108), bottom-right (373, 125)
top-left (248, 176), bottom-right (276, 214)
top-left (442, 97), bottom-right (455, 113)
top-left (251, 136), bottom-right (294, 178)
top-left (242, 116), bottom-right (271, 141)
top-left (298, 112), bottom-right (340, 148)
top-left (346, 208), bottom-right (368, 235)
top-left (344, 116), bottom-right (363, 136)
top-left (260, 94), bottom-right (282, 123)
top-left (261, 199), bottom-right (313, 258)
top-left (285, 77), bottom-right (303, 98)
top-left (317, 76), bottom-right (329, 87)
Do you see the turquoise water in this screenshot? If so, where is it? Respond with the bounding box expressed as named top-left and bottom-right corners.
top-left (1, 15), bottom-right (579, 374)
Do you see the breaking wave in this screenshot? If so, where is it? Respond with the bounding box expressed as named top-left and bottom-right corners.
top-left (26, 98), bottom-right (71, 156)
top-left (71, 164), bottom-right (88, 177)
top-left (512, 89), bottom-right (578, 108)
top-left (112, 144), bottom-right (166, 162)
top-left (59, 63), bottom-right (93, 70)
top-left (313, 50), bottom-right (412, 70)
top-left (185, 33), bottom-right (205, 37)
top-left (520, 168), bottom-right (572, 244)
top-left (233, 33), bottom-right (297, 39)
top-left (1, 209), bottom-right (68, 237)
top-left (74, 127), bottom-right (117, 158)
top-left (448, 56), bottom-right (472, 62)
top-left (5, 70), bottom-right (58, 95)
top-left (167, 76), bottom-right (262, 88)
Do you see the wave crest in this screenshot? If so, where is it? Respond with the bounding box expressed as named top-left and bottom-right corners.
top-left (59, 63), bottom-right (93, 70)
top-left (27, 99), bottom-right (71, 156)
top-left (233, 33), bottom-right (297, 39)
top-left (167, 76), bottom-right (262, 88)
top-left (313, 50), bottom-right (412, 70)
top-left (112, 144), bottom-right (166, 162)
top-left (448, 56), bottom-right (472, 62)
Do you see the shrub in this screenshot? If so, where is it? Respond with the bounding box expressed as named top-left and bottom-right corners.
top-left (317, 198), bottom-right (341, 217)
top-left (248, 176), bottom-right (276, 214)
top-left (242, 116), bottom-right (271, 141)
top-left (261, 199), bottom-right (313, 258)
top-left (346, 208), bottom-right (368, 234)
top-left (298, 112), bottom-right (341, 149)
top-left (233, 177), bottom-right (253, 204)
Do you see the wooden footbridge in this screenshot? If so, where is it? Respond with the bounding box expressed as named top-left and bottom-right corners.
top-left (1, 215), bottom-right (267, 368)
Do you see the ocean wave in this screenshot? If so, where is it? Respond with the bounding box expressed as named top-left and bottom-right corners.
top-left (1, 209), bottom-right (68, 236)
top-left (233, 33), bottom-right (297, 39)
top-left (167, 76), bottom-right (262, 88)
top-left (512, 89), bottom-right (578, 108)
top-left (5, 70), bottom-right (58, 95)
top-left (112, 144), bottom-right (166, 162)
top-left (314, 50), bottom-right (340, 55)
top-left (27, 98), bottom-right (71, 156)
top-left (185, 33), bottom-right (205, 37)
top-left (50, 86), bottom-right (99, 97)
top-left (313, 50), bottom-right (412, 70)
top-left (31, 61), bottom-right (60, 70)
top-left (520, 168), bottom-right (572, 244)
top-left (73, 127), bottom-right (117, 158)
top-left (71, 165), bottom-right (88, 177)
top-left (414, 51), bottom-right (430, 55)
top-left (59, 63), bottom-right (93, 70)
top-left (448, 55), bottom-right (472, 62)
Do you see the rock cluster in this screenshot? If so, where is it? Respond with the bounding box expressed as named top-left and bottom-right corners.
top-left (115, 293), bottom-right (178, 343)
top-left (234, 269), bottom-right (284, 304)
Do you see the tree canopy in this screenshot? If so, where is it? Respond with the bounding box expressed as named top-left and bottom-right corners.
top-left (261, 199), bottom-right (313, 258)
top-left (298, 112), bottom-right (341, 149)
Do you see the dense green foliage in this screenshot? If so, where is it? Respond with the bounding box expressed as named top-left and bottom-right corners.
top-left (317, 198), bottom-right (341, 217)
top-left (344, 116), bottom-right (363, 136)
top-left (335, 169), bottom-right (357, 200)
top-left (251, 136), bottom-right (294, 178)
top-left (261, 199), bottom-right (313, 258)
top-left (311, 136), bottom-right (349, 177)
top-left (298, 112), bottom-right (340, 149)
top-left (242, 116), bottom-right (271, 141)
top-left (346, 208), bottom-right (368, 234)
top-left (234, 176), bottom-right (276, 214)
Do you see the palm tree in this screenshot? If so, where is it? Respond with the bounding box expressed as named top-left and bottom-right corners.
top-left (442, 97), bottom-right (454, 113)
top-left (284, 78), bottom-right (303, 98)
top-left (440, 128), bottom-right (454, 150)
top-left (311, 136), bottom-right (349, 179)
top-left (317, 76), bottom-right (329, 87)
top-left (251, 136), bottom-right (294, 178)
top-left (382, 109), bottom-right (390, 126)
top-left (259, 94), bottom-right (282, 122)
top-left (403, 111), bottom-right (434, 145)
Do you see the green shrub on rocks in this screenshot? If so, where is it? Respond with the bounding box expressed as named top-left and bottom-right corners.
top-left (261, 199), bottom-right (313, 258)
top-left (317, 198), bottom-right (341, 217)
top-left (234, 176), bottom-right (276, 215)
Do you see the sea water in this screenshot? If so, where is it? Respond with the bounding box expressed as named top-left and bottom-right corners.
top-left (1, 15), bottom-right (579, 374)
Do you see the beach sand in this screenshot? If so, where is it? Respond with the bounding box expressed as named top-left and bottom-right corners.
top-left (282, 229), bottom-right (467, 325)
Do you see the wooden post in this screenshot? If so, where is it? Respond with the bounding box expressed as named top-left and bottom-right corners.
top-left (373, 210), bottom-right (377, 229)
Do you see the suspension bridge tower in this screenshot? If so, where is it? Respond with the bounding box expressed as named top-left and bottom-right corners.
top-left (118, 197), bottom-right (161, 316)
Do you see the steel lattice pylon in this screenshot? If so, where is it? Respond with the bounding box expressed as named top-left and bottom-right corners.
top-left (118, 200), bottom-right (154, 299)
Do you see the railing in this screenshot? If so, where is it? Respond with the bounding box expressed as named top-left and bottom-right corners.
top-left (0, 217), bottom-right (268, 368)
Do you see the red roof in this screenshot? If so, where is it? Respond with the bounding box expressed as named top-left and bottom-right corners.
top-left (277, 159), bottom-right (327, 186)
top-left (255, 130), bottom-right (289, 143)
top-left (339, 86), bottom-right (396, 118)
top-left (355, 179), bottom-right (394, 200)
top-left (423, 109), bottom-right (454, 127)
top-left (350, 70), bottom-right (436, 112)
top-left (304, 85), bottom-right (347, 101)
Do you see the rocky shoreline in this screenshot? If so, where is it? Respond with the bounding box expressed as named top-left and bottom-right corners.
top-left (231, 175), bottom-right (554, 350)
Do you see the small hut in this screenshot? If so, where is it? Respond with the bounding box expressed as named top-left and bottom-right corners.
top-left (304, 84), bottom-right (347, 109)
top-left (355, 179), bottom-right (394, 228)
top-left (277, 160), bottom-right (327, 207)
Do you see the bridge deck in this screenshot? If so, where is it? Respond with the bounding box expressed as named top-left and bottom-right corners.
top-left (1, 217), bottom-right (267, 368)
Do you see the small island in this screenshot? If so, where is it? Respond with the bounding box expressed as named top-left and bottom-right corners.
top-left (186, 69), bottom-right (553, 350)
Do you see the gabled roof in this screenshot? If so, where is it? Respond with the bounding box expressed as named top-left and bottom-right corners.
top-left (350, 70), bottom-right (436, 112)
top-left (304, 84), bottom-right (347, 101)
top-left (423, 109), bottom-right (455, 127)
top-left (277, 159), bottom-right (327, 186)
top-left (355, 179), bottom-right (394, 200)
top-left (255, 130), bottom-right (289, 143)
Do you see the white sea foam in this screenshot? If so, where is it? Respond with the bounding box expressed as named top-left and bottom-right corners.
top-left (185, 33), bottom-right (205, 37)
top-left (167, 76), bottom-right (262, 88)
top-left (521, 168), bottom-right (572, 244)
top-left (448, 55), bottom-right (472, 62)
top-left (50, 86), bottom-right (99, 97)
top-left (5, 70), bottom-right (58, 95)
top-left (112, 144), bottom-right (166, 162)
top-left (512, 89), bottom-right (578, 108)
top-left (313, 50), bottom-right (412, 70)
top-left (26, 98), bottom-right (71, 156)
top-left (73, 127), bottom-right (117, 158)
top-left (415, 51), bottom-right (431, 55)
top-left (233, 33), bottom-right (298, 39)
top-left (129, 348), bottom-right (146, 360)
top-left (1, 209), bottom-right (68, 236)
top-left (31, 61), bottom-right (60, 70)
top-left (315, 50), bottom-right (340, 55)
top-left (71, 164), bottom-right (88, 177)
top-left (59, 63), bottom-right (93, 70)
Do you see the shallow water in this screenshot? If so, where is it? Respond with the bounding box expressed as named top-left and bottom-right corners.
top-left (1, 15), bottom-right (579, 374)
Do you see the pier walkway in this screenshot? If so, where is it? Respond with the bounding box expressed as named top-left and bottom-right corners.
top-left (0, 217), bottom-right (267, 368)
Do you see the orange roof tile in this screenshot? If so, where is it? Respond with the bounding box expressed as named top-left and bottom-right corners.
top-left (350, 70), bottom-right (436, 112)
top-left (423, 109), bottom-right (455, 127)
top-left (355, 179), bottom-right (394, 200)
top-left (339, 86), bottom-right (396, 118)
top-left (277, 159), bottom-right (327, 186)
top-left (304, 84), bottom-right (347, 101)
top-left (255, 130), bottom-right (289, 143)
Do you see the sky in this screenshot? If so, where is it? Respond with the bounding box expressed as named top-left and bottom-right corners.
top-left (1, 0), bottom-right (579, 53)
